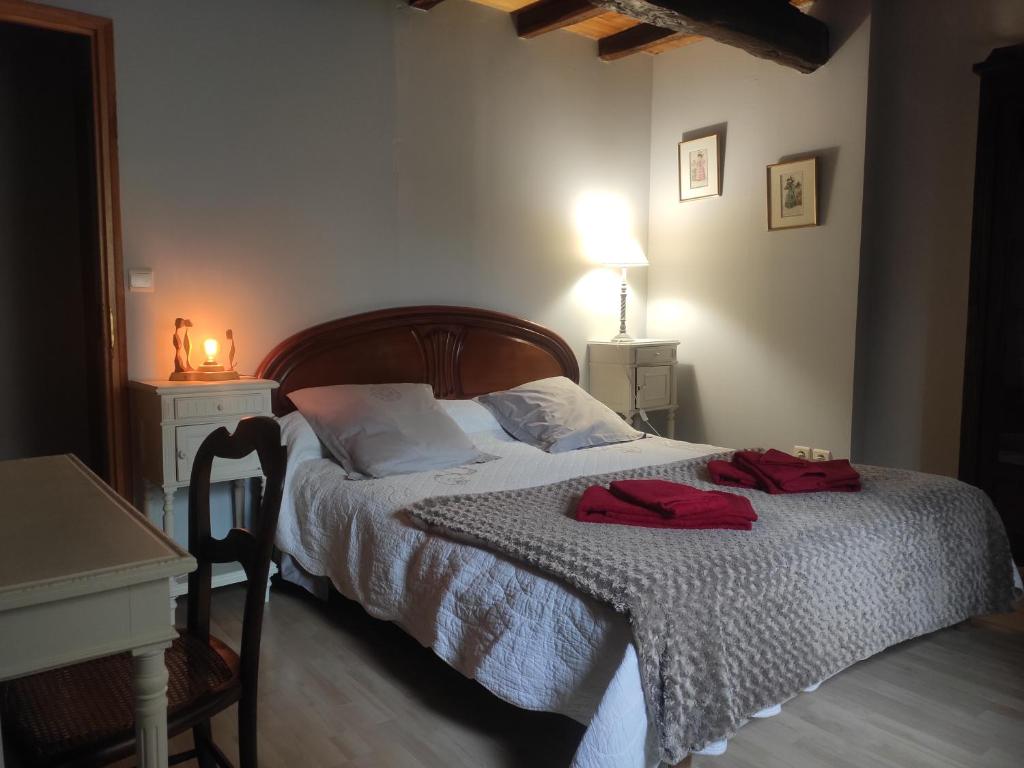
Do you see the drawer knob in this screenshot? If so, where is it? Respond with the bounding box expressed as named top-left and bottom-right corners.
top-left (177, 449), bottom-right (186, 460)
top-left (216, 403), bottom-right (224, 411)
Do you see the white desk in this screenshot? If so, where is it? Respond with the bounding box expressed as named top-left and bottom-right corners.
top-left (0, 455), bottom-right (196, 768)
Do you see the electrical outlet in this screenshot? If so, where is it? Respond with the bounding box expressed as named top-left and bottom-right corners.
top-left (793, 445), bottom-right (811, 460)
top-left (812, 448), bottom-right (833, 462)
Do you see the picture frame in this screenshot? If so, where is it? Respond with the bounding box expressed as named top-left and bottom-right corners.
top-left (766, 157), bottom-right (818, 230)
top-left (678, 134), bottom-right (720, 201)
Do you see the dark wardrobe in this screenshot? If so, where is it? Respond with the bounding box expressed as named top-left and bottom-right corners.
top-left (960, 44), bottom-right (1024, 561)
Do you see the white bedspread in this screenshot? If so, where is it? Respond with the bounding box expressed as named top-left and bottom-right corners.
top-left (275, 426), bottom-right (721, 768)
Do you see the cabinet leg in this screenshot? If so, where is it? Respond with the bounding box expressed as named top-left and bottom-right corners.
top-left (161, 488), bottom-right (175, 539)
top-left (667, 409), bottom-right (677, 440)
top-left (232, 479), bottom-right (245, 528)
top-left (162, 489), bottom-right (178, 624)
top-left (132, 642), bottom-right (171, 768)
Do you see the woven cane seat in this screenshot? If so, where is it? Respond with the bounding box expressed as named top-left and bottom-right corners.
top-left (0, 633), bottom-right (238, 764)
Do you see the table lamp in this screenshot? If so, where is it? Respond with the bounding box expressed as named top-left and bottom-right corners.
top-left (170, 319), bottom-right (240, 381)
top-left (599, 244), bottom-right (648, 342)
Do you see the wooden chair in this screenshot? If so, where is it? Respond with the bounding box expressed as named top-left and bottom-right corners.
top-left (0, 416), bottom-right (286, 768)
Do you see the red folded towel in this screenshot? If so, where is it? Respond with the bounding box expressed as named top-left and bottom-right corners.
top-left (707, 459), bottom-right (759, 489)
top-left (575, 483), bottom-right (757, 530)
top-left (727, 449), bottom-right (861, 494)
top-left (608, 479), bottom-right (754, 519)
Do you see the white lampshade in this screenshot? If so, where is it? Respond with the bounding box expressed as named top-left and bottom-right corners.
top-left (596, 240), bottom-right (649, 269)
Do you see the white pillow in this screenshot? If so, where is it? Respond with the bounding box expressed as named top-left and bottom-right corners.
top-left (477, 376), bottom-right (644, 453)
top-left (287, 383), bottom-right (484, 478)
top-left (439, 399), bottom-right (504, 434)
top-left (277, 410), bottom-right (326, 468)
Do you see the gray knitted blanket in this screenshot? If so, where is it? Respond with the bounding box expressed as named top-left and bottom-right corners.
top-left (408, 454), bottom-right (1017, 764)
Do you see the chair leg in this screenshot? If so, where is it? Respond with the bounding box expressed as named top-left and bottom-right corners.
top-left (238, 694), bottom-right (258, 768)
top-left (193, 720), bottom-right (218, 768)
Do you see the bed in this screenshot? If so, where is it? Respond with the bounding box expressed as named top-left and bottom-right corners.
top-left (256, 305), bottom-right (1019, 768)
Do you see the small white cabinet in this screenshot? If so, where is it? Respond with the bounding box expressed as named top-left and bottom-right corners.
top-left (129, 378), bottom-right (279, 598)
top-left (587, 340), bottom-right (680, 438)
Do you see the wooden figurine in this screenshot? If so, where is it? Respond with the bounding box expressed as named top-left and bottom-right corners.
top-left (171, 318), bottom-right (194, 379)
top-left (182, 319), bottom-right (193, 371)
top-left (226, 329), bottom-right (237, 371)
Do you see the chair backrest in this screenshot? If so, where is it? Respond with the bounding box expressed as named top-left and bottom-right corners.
top-left (186, 416), bottom-right (285, 689)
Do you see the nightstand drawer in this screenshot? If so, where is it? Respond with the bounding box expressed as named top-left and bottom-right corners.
top-left (635, 346), bottom-right (676, 366)
top-left (174, 392), bottom-right (266, 420)
top-left (636, 366), bottom-right (672, 409)
top-left (175, 422), bottom-right (263, 483)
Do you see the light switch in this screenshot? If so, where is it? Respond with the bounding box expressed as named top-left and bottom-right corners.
top-left (128, 268), bottom-right (154, 293)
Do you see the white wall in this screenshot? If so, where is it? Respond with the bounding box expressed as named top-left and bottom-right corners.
top-left (394, 2), bottom-right (653, 366)
top-left (54, 0), bottom-right (398, 381)
top-left (644, 0), bottom-right (871, 456)
top-left (52, 0), bottom-right (652, 383)
top-left (852, 0), bottom-right (1024, 476)
top-left (47, 0), bottom-right (652, 538)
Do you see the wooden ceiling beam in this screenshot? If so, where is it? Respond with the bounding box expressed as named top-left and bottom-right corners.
top-left (602, 0), bottom-right (829, 72)
top-left (408, 0), bottom-right (447, 10)
top-left (514, 0), bottom-right (605, 39)
top-left (598, 22), bottom-right (681, 60)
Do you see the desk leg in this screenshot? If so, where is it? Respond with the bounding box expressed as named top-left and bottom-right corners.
top-left (133, 642), bottom-right (171, 768)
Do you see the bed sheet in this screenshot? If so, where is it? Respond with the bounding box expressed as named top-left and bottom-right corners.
top-left (275, 428), bottom-right (721, 768)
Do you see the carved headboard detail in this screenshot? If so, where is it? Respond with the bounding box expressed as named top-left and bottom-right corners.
top-left (256, 305), bottom-right (580, 415)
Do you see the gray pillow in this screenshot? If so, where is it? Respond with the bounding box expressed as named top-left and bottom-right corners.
top-left (288, 383), bottom-right (484, 478)
top-left (477, 376), bottom-right (644, 453)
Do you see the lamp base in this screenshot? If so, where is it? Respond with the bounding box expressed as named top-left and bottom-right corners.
top-left (169, 370), bottom-right (240, 382)
top-left (610, 332), bottom-right (635, 342)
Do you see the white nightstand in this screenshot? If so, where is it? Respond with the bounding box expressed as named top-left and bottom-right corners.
top-left (588, 339), bottom-right (680, 438)
top-left (129, 377), bottom-right (280, 598)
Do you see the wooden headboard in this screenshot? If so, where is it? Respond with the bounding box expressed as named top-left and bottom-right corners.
top-left (256, 305), bottom-right (580, 415)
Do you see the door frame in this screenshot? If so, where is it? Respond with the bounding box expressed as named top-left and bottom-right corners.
top-left (0, 0), bottom-right (130, 497)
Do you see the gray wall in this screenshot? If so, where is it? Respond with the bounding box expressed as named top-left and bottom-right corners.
top-left (52, 0), bottom-right (652, 384)
top-left (852, 0), bottom-right (1024, 475)
top-left (645, 0), bottom-right (871, 457)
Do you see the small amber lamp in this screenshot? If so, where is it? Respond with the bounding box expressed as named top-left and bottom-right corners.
top-left (200, 338), bottom-right (224, 372)
top-left (192, 336), bottom-right (238, 381)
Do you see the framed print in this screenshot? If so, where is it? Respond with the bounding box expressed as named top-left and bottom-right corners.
top-left (767, 157), bottom-right (818, 230)
top-left (678, 134), bottom-right (720, 201)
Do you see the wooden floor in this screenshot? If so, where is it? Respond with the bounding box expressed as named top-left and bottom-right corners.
top-left (145, 582), bottom-right (1024, 768)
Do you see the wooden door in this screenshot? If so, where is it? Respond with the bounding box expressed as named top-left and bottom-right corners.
top-left (0, 1), bottom-right (129, 496)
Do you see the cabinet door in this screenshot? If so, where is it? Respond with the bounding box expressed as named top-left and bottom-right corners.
top-left (175, 422), bottom-right (262, 482)
top-left (636, 366), bottom-right (672, 409)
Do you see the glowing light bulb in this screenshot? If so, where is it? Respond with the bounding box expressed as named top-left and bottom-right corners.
top-left (203, 337), bottom-right (219, 363)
